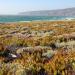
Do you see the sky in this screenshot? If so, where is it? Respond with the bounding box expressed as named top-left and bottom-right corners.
top-left (0, 0), bottom-right (75, 15)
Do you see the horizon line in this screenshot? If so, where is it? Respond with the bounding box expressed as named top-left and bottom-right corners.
top-left (0, 7), bottom-right (75, 15)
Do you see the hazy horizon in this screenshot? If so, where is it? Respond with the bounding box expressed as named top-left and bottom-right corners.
top-left (0, 0), bottom-right (75, 15)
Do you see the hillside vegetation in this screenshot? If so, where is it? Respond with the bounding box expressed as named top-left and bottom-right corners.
top-left (0, 21), bottom-right (75, 75)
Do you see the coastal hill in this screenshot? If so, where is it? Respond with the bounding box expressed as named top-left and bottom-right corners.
top-left (19, 7), bottom-right (75, 16)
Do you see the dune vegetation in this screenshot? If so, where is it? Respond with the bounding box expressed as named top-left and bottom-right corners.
top-left (0, 21), bottom-right (75, 75)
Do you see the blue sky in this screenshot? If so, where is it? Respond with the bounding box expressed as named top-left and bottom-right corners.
top-left (0, 0), bottom-right (75, 14)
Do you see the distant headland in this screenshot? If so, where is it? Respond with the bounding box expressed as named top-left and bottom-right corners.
top-left (19, 7), bottom-right (75, 16)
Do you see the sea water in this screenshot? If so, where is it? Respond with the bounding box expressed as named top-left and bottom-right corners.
top-left (0, 16), bottom-right (74, 23)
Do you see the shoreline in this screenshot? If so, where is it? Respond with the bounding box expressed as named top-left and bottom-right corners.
top-left (0, 19), bottom-right (75, 24)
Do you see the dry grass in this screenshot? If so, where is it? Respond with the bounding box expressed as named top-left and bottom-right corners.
top-left (0, 21), bottom-right (75, 75)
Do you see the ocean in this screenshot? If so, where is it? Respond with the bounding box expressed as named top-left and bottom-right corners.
top-left (0, 16), bottom-right (74, 23)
